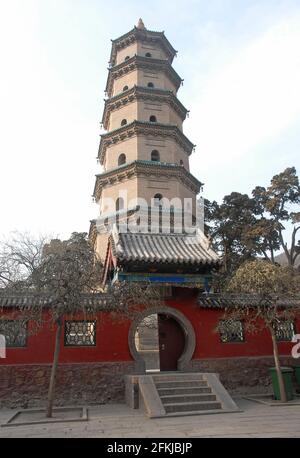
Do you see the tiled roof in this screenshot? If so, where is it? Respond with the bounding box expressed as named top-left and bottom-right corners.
top-left (111, 230), bottom-right (221, 266)
top-left (0, 293), bottom-right (111, 309)
top-left (198, 293), bottom-right (300, 309)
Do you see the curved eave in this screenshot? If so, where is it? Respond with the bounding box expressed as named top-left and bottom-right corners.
top-left (109, 27), bottom-right (177, 66)
top-left (98, 121), bottom-right (195, 164)
top-left (105, 55), bottom-right (183, 96)
top-left (118, 256), bottom-right (221, 268)
top-left (110, 231), bottom-right (221, 267)
top-left (101, 86), bottom-right (189, 129)
top-left (93, 160), bottom-right (202, 201)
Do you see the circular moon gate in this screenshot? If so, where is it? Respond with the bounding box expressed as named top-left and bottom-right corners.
top-left (128, 306), bottom-right (196, 373)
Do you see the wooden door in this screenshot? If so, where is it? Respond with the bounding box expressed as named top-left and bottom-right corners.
top-left (158, 314), bottom-right (185, 371)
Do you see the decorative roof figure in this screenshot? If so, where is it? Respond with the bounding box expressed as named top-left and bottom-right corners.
top-left (137, 18), bottom-right (146, 30)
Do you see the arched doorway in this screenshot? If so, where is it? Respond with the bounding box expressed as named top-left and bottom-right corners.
top-left (129, 306), bottom-right (196, 373)
top-left (158, 314), bottom-right (185, 371)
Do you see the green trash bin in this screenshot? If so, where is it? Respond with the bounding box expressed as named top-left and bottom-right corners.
top-left (294, 366), bottom-right (300, 392)
top-left (269, 367), bottom-right (294, 401)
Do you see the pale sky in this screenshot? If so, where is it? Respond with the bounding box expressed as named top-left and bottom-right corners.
top-left (0, 0), bottom-right (299, 242)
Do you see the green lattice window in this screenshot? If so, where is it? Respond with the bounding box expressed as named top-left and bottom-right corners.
top-left (274, 320), bottom-right (296, 342)
top-left (0, 320), bottom-right (27, 348)
top-left (64, 321), bottom-right (96, 347)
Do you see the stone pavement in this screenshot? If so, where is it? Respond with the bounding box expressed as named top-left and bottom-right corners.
top-left (0, 398), bottom-right (300, 438)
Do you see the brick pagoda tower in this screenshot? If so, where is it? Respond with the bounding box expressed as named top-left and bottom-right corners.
top-left (90, 20), bottom-right (219, 286)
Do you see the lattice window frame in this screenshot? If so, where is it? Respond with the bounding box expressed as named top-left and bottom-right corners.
top-left (0, 320), bottom-right (28, 348)
top-left (64, 320), bottom-right (97, 347)
top-left (219, 319), bottom-right (245, 343)
top-left (274, 319), bottom-right (296, 342)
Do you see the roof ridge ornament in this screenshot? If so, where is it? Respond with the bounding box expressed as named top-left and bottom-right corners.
top-left (137, 18), bottom-right (146, 30)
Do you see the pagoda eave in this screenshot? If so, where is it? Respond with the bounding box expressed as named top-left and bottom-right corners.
top-left (105, 55), bottom-right (183, 96)
top-left (98, 121), bottom-right (195, 164)
top-left (93, 160), bottom-right (202, 201)
top-left (101, 85), bottom-right (189, 129)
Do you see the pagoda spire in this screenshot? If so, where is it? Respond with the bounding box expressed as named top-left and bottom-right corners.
top-left (137, 18), bottom-right (146, 30)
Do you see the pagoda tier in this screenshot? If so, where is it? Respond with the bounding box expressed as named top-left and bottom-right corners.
top-left (102, 86), bottom-right (189, 131)
top-left (98, 121), bottom-right (195, 167)
top-left (105, 55), bottom-right (183, 97)
top-left (109, 26), bottom-right (177, 67)
top-left (93, 160), bottom-right (202, 203)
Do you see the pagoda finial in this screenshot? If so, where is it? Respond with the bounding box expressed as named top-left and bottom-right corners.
top-left (137, 18), bottom-right (146, 30)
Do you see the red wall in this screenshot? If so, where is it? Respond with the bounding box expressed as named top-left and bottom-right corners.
top-left (1, 290), bottom-right (298, 366)
top-left (1, 311), bottom-right (132, 365)
top-left (167, 290), bottom-right (298, 359)
top-left (168, 290), bottom-right (300, 359)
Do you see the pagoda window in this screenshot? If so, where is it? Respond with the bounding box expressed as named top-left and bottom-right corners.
top-left (151, 150), bottom-right (160, 162)
top-left (123, 85), bottom-right (129, 91)
top-left (145, 52), bottom-right (152, 58)
top-left (121, 119), bottom-right (127, 126)
top-left (147, 82), bottom-right (154, 88)
top-left (118, 153), bottom-right (126, 166)
top-left (153, 193), bottom-right (163, 207)
top-left (149, 115), bottom-right (157, 123)
top-left (116, 197), bottom-right (124, 212)
top-left (180, 160), bottom-right (184, 166)
top-left (124, 56), bottom-right (130, 61)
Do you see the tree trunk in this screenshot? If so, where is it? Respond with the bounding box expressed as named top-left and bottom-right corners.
top-left (290, 225), bottom-right (300, 267)
top-left (224, 245), bottom-right (228, 273)
top-left (278, 229), bottom-right (291, 266)
top-left (46, 318), bottom-right (63, 418)
top-left (270, 326), bottom-right (287, 403)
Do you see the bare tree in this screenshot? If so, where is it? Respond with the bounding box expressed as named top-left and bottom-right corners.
top-left (0, 232), bottom-right (52, 349)
top-left (0, 231), bottom-right (163, 418)
top-left (24, 232), bottom-right (103, 417)
top-left (0, 232), bottom-right (51, 289)
top-left (223, 260), bottom-right (300, 402)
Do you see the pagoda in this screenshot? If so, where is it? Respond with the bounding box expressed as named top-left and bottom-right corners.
top-left (89, 20), bottom-right (220, 288)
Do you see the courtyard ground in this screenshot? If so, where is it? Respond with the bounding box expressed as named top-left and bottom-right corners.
top-left (0, 397), bottom-right (299, 438)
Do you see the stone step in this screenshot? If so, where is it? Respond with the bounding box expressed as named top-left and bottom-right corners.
top-left (158, 386), bottom-right (212, 396)
top-left (164, 409), bottom-right (226, 418)
top-left (161, 393), bottom-right (217, 404)
top-left (152, 373), bottom-right (204, 382)
top-left (155, 380), bottom-right (207, 389)
top-left (164, 400), bottom-right (222, 414)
